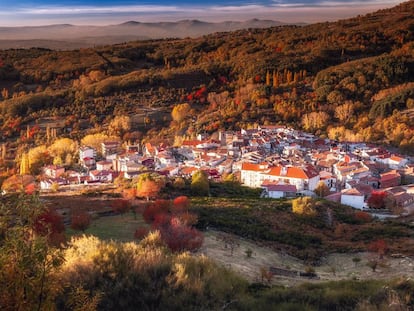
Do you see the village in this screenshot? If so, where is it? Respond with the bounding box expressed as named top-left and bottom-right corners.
top-left (32, 124), bottom-right (414, 217)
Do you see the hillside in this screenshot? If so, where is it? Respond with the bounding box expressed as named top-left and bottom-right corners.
top-left (0, 0), bottom-right (413, 159)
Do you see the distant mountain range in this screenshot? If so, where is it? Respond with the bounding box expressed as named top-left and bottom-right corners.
top-left (0, 19), bottom-right (290, 50)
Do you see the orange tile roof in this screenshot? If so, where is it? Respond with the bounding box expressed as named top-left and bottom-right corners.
top-left (390, 156), bottom-right (404, 162)
top-left (342, 188), bottom-right (363, 196)
top-left (241, 162), bottom-right (268, 171)
top-left (266, 165), bottom-right (318, 179)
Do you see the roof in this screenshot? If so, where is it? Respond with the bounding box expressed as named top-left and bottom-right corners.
top-left (180, 166), bottom-right (198, 175)
top-left (262, 184), bottom-right (297, 192)
top-left (266, 165), bottom-right (319, 179)
top-left (241, 162), bottom-right (268, 172)
top-left (390, 155), bottom-right (405, 163)
top-left (380, 171), bottom-right (401, 181)
top-left (182, 140), bottom-right (203, 147)
top-left (341, 188), bottom-right (363, 196)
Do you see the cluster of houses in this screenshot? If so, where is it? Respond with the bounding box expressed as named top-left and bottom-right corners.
top-left (40, 125), bottom-right (414, 215)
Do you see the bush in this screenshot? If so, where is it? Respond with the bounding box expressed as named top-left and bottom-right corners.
top-left (292, 197), bottom-right (317, 216)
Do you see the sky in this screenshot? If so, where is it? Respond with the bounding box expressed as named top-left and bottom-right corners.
top-left (0, 0), bottom-right (404, 26)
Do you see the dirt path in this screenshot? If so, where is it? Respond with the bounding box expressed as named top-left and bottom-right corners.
top-left (197, 230), bottom-right (414, 285)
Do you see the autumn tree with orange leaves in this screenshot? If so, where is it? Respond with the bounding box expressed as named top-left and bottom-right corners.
top-left (136, 173), bottom-right (165, 200)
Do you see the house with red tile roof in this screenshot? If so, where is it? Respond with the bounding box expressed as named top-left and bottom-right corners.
top-left (241, 162), bottom-right (319, 191)
top-left (380, 170), bottom-right (401, 189)
top-left (261, 181), bottom-right (297, 198)
top-left (341, 188), bottom-right (365, 209)
top-left (388, 155), bottom-right (409, 169)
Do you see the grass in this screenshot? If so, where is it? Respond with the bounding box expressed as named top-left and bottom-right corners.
top-left (66, 212), bottom-right (147, 242)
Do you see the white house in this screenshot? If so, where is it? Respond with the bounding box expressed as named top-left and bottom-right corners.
top-left (261, 183), bottom-right (297, 198)
top-left (319, 171), bottom-right (336, 190)
top-left (43, 165), bottom-right (65, 178)
top-left (240, 162), bottom-right (320, 192)
top-left (79, 146), bottom-right (96, 169)
top-left (96, 160), bottom-right (113, 171)
top-left (40, 177), bottom-right (68, 190)
top-left (79, 146), bottom-right (96, 160)
top-left (388, 155), bottom-right (409, 169)
top-left (89, 170), bottom-right (113, 183)
top-left (340, 188), bottom-right (365, 210)
top-left (240, 162), bottom-right (269, 188)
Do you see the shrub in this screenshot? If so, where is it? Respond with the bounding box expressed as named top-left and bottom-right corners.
top-left (70, 211), bottom-right (91, 232)
top-left (292, 197), bottom-right (317, 216)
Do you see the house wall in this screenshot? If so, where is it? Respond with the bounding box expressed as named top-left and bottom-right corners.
top-left (267, 190), bottom-right (284, 199)
top-left (341, 194), bottom-right (365, 210)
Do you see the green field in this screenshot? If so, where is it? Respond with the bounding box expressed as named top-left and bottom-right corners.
top-left (66, 212), bottom-right (147, 242)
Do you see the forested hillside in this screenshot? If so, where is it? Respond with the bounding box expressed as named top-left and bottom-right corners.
top-left (0, 0), bottom-right (414, 155)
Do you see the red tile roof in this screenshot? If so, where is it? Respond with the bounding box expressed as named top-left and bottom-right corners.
top-left (241, 162), bottom-right (268, 171)
top-left (266, 165), bottom-right (319, 179)
top-left (263, 184), bottom-right (297, 192)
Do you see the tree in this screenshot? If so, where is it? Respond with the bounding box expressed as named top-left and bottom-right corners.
top-left (108, 115), bottom-right (131, 137)
top-left (34, 207), bottom-right (66, 246)
top-left (1, 87), bottom-right (9, 99)
top-left (367, 191), bottom-right (388, 209)
top-left (27, 145), bottom-right (52, 175)
top-left (292, 196), bottom-right (317, 216)
top-left (302, 111), bottom-right (329, 132)
top-left (191, 170), bottom-right (210, 196)
top-left (49, 138), bottom-right (78, 166)
top-left (1, 174), bottom-right (35, 193)
top-left (171, 103), bottom-right (191, 123)
top-left (136, 173), bottom-right (164, 200)
top-left (19, 152), bottom-right (29, 175)
top-left (335, 101), bottom-right (354, 124)
top-left (81, 133), bottom-right (119, 156)
top-left (70, 211), bottom-right (91, 232)
top-left (368, 239), bottom-right (388, 259)
top-left (0, 194), bottom-right (64, 310)
top-left (314, 181), bottom-right (330, 197)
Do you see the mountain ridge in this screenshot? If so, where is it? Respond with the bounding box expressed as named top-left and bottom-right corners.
top-left (0, 19), bottom-right (288, 49)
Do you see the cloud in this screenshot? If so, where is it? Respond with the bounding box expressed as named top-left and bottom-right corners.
top-left (17, 5), bottom-right (186, 15)
top-left (210, 5), bottom-right (267, 12)
top-left (271, 0), bottom-right (401, 7)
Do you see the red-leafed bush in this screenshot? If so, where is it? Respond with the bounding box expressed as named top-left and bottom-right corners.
top-left (142, 199), bottom-right (170, 223)
top-left (367, 191), bottom-right (387, 209)
top-left (354, 211), bottom-right (372, 223)
top-left (139, 197), bottom-right (203, 252)
top-left (368, 239), bottom-right (388, 259)
top-left (172, 195), bottom-right (190, 213)
top-left (159, 217), bottom-right (204, 252)
top-left (33, 207), bottom-right (65, 246)
top-left (70, 211), bottom-right (91, 232)
top-left (34, 208), bottom-right (65, 236)
top-left (152, 213), bottom-right (171, 229)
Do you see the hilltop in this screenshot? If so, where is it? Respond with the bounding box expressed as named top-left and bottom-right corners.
top-left (0, 19), bottom-right (286, 50)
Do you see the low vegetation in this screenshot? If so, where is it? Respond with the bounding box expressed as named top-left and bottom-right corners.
top-left (2, 192), bottom-right (414, 310)
top-left (191, 197), bottom-right (414, 262)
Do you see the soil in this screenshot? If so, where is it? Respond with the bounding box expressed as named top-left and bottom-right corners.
top-left (197, 230), bottom-right (414, 286)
